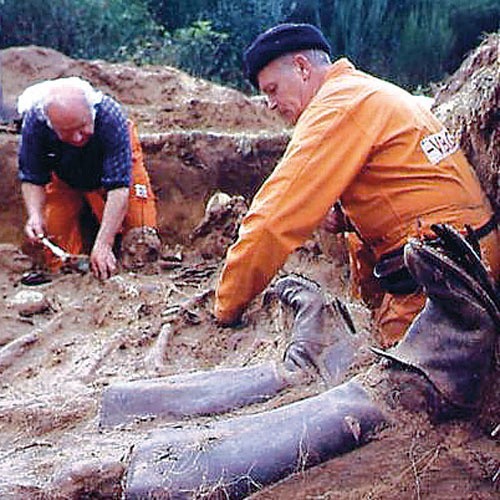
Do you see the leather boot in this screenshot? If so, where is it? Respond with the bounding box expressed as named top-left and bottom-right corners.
top-left (373, 224), bottom-right (499, 413)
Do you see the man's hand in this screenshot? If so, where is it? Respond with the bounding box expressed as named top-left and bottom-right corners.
top-left (213, 301), bottom-right (244, 328)
top-left (90, 242), bottom-right (117, 280)
top-left (21, 183), bottom-right (47, 242)
top-left (321, 203), bottom-right (351, 234)
top-left (214, 311), bottom-right (243, 328)
top-left (91, 187), bottom-right (128, 280)
top-left (24, 213), bottom-right (46, 242)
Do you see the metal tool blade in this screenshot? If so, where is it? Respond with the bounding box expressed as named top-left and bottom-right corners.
top-left (39, 237), bottom-right (70, 261)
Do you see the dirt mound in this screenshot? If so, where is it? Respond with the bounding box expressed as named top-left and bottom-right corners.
top-left (433, 32), bottom-right (499, 213)
top-left (0, 46), bottom-right (290, 245)
top-left (1, 45), bottom-right (285, 133)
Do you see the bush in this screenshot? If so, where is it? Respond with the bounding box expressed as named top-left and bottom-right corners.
top-left (0, 0), bottom-right (497, 91)
top-left (0, 0), bottom-right (159, 60)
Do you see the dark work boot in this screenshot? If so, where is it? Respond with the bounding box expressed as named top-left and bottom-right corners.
top-left (273, 274), bottom-right (329, 373)
top-left (373, 224), bottom-right (500, 414)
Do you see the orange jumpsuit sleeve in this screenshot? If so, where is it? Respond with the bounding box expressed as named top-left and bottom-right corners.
top-left (214, 100), bottom-right (375, 324)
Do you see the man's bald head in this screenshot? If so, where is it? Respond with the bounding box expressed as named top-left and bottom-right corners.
top-left (44, 81), bottom-right (96, 147)
top-left (18, 77), bottom-right (102, 147)
top-left (44, 85), bottom-right (94, 146)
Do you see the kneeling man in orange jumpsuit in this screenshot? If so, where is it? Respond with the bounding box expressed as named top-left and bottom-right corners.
top-left (214, 24), bottom-right (498, 348)
top-left (17, 77), bottom-right (158, 280)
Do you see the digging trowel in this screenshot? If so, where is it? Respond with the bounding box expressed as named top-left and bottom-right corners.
top-left (39, 236), bottom-right (90, 273)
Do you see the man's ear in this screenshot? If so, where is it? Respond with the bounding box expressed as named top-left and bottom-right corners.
top-left (293, 54), bottom-right (312, 80)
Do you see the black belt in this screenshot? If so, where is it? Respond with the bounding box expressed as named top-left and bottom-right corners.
top-left (380, 214), bottom-right (497, 262)
top-left (473, 214), bottom-right (497, 239)
top-left (373, 215), bottom-right (497, 295)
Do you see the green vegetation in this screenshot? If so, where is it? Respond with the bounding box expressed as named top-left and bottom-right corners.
top-left (0, 0), bottom-right (498, 91)
top-left (0, 0), bottom-right (158, 60)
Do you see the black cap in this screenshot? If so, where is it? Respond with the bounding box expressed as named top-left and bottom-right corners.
top-left (243, 23), bottom-right (332, 89)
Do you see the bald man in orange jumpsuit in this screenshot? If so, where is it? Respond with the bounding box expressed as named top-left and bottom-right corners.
top-left (214, 24), bottom-right (498, 348)
top-left (18, 77), bottom-right (157, 280)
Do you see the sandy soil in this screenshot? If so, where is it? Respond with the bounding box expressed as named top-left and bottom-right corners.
top-left (0, 46), bottom-right (498, 499)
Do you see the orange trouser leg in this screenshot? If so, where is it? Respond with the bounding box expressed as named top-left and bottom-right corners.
top-left (479, 228), bottom-right (499, 282)
top-left (84, 121), bottom-right (157, 231)
top-left (346, 232), bottom-right (413, 347)
top-left (44, 175), bottom-right (85, 270)
top-left (346, 233), bottom-right (383, 309)
top-left (374, 291), bottom-right (426, 348)
top-left (123, 121), bottom-right (157, 229)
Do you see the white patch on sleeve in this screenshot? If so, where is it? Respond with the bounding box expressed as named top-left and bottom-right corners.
top-left (420, 129), bottom-right (459, 165)
top-left (134, 184), bottom-right (148, 199)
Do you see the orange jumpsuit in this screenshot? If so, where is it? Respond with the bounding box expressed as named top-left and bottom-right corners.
top-left (215, 58), bottom-right (497, 346)
top-left (44, 121), bottom-right (157, 268)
